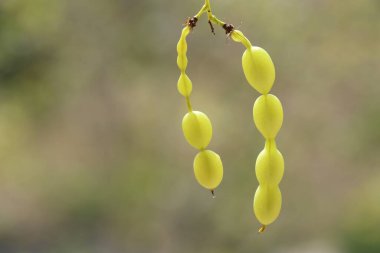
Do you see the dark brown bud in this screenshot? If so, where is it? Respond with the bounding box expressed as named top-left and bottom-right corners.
top-left (188, 17), bottom-right (198, 28)
top-left (222, 23), bottom-right (235, 34)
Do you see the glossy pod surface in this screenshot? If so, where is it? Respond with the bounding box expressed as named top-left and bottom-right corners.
top-left (177, 73), bottom-right (192, 97)
top-left (242, 46), bottom-right (275, 94)
top-left (176, 27), bottom-right (190, 54)
top-left (182, 111), bottom-right (212, 149)
top-left (255, 140), bottom-right (284, 185)
top-left (253, 94), bottom-right (283, 139)
top-left (230, 30), bottom-right (251, 48)
top-left (177, 55), bottom-right (188, 72)
top-left (177, 38), bottom-right (187, 54)
top-left (253, 185), bottom-right (282, 225)
top-left (176, 26), bottom-right (190, 71)
top-left (194, 150), bottom-right (223, 189)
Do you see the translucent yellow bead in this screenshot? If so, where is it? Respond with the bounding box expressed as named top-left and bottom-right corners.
top-left (177, 38), bottom-right (187, 55)
top-left (242, 46), bottom-right (275, 94)
top-left (231, 30), bottom-right (243, 42)
top-left (253, 185), bottom-right (282, 225)
top-left (230, 30), bottom-right (251, 48)
top-left (182, 111), bottom-right (212, 149)
top-left (193, 150), bottom-right (223, 190)
top-left (177, 54), bottom-right (188, 72)
top-left (181, 26), bottom-right (190, 37)
top-left (177, 73), bottom-right (192, 97)
top-left (255, 140), bottom-right (284, 185)
top-left (253, 94), bottom-right (283, 139)
top-left (177, 26), bottom-right (190, 54)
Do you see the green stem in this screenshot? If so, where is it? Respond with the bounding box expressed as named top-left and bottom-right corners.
top-left (194, 4), bottom-right (207, 19)
top-left (205, 0), bottom-right (212, 19)
top-left (193, 0), bottom-right (226, 27)
top-left (185, 96), bottom-right (193, 112)
top-left (206, 0), bottom-right (226, 27)
top-left (191, 0), bottom-right (253, 49)
top-left (209, 15), bottom-right (225, 26)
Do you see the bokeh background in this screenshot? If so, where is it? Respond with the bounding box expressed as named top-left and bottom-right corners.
top-left (0, 0), bottom-right (379, 252)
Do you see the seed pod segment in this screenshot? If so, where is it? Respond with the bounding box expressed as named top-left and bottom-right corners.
top-left (193, 150), bottom-right (224, 190)
top-left (242, 46), bottom-right (275, 95)
top-left (177, 55), bottom-right (188, 72)
top-left (255, 140), bottom-right (284, 186)
top-left (177, 73), bottom-right (193, 97)
top-left (182, 111), bottom-right (213, 150)
top-left (177, 27), bottom-right (190, 54)
top-left (253, 94), bottom-right (283, 139)
top-left (253, 185), bottom-right (282, 226)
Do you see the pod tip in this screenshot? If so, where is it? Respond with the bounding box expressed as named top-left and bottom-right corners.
top-left (258, 225), bottom-right (266, 233)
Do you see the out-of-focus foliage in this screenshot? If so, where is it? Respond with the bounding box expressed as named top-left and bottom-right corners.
top-left (340, 174), bottom-right (380, 253)
top-left (0, 0), bottom-right (379, 252)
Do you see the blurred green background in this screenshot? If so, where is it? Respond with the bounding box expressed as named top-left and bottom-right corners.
top-left (0, 0), bottom-right (379, 252)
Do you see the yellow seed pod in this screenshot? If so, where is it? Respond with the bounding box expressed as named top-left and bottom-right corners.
top-left (177, 26), bottom-right (190, 54)
top-left (255, 140), bottom-right (284, 185)
top-left (230, 30), bottom-right (244, 42)
top-left (253, 94), bottom-right (283, 139)
top-left (181, 26), bottom-right (191, 37)
top-left (182, 111), bottom-right (212, 149)
top-left (242, 46), bottom-right (275, 94)
top-left (177, 38), bottom-right (187, 55)
top-left (230, 30), bottom-right (251, 48)
top-left (177, 54), bottom-right (188, 72)
top-left (193, 150), bottom-right (223, 190)
top-left (177, 73), bottom-right (192, 97)
top-left (253, 185), bottom-right (282, 225)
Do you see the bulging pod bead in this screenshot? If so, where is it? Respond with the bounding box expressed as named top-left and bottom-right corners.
top-left (253, 94), bottom-right (283, 139)
top-left (176, 26), bottom-right (190, 54)
top-left (177, 54), bottom-right (188, 72)
top-left (177, 38), bottom-right (187, 55)
top-left (182, 111), bottom-right (212, 149)
top-left (177, 73), bottom-right (192, 97)
top-left (193, 150), bottom-right (223, 190)
top-left (255, 140), bottom-right (284, 185)
top-left (254, 185), bottom-right (282, 225)
top-left (242, 46), bottom-right (275, 94)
